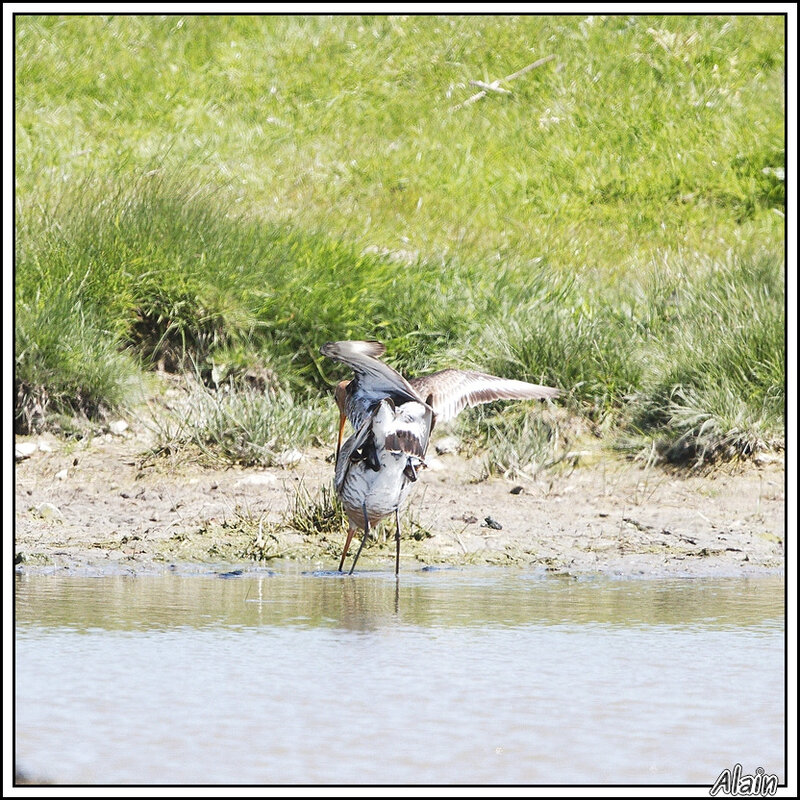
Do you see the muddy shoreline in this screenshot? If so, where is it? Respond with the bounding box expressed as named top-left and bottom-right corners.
top-left (14, 425), bottom-right (785, 579)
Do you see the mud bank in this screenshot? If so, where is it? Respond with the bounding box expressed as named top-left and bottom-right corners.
top-left (14, 426), bottom-right (784, 578)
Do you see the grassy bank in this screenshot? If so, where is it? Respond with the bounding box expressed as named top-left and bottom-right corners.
top-left (14, 14), bottom-right (785, 465)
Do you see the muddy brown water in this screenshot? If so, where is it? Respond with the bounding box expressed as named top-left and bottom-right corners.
top-left (15, 567), bottom-right (784, 785)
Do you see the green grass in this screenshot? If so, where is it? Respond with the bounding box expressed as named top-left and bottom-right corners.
top-left (286, 482), bottom-right (347, 538)
top-left (456, 405), bottom-right (572, 480)
top-left (15, 271), bottom-right (142, 432)
top-left (15, 15), bottom-right (784, 261)
top-left (143, 375), bottom-right (335, 467)
top-left (15, 172), bottom-right (484, 405)
top-left (14, 14), bottom-right (785, 464)
top-left (627, 251), bottom-right (785, 463)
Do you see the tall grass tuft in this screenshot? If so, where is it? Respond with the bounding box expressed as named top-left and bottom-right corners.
top-left (286, 482), bottom-right (348, 537)
top-left (461, 249), bottom-right (784, 465)
top-left (458, 406), bottom-right (570, 481)
top-left (628, 251), bottom-right (785, 464)
top-left (464, 269), bottom-right (642, 419)
top-left (15, 281), bottom-right (141, 433)
top-left (147, 377), bottom-right (334, 467)
top-left (15, 173), bottom-right (491, 427)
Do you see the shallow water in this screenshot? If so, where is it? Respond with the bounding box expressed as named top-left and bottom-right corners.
top-left (15, 568), bottom-right (784, 786)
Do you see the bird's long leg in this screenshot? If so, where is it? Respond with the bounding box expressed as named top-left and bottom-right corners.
top-left (338, 523), bottom-right (357, 573)
top-left (348, 502), bottom-right (371, 575)
top-left (394, 506), bottom-right (401, 576)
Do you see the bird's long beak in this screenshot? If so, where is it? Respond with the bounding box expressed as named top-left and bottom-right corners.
top-left (336, 409), bottom-right (346, 463)
top-left (333, 380), bottom-right (349, 462)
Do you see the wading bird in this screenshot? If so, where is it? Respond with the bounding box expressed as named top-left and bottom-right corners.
top-left (334, 396), bottom-right (432, 575)
top-left (320, 340), bottom-right (560, 574)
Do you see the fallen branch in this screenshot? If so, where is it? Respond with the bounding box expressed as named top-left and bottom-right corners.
top-left (452, 54), bottom-right (556, 111)
top-left (504, 54), bottom-right (557, 82)
top-left (468, 80), bottom-right (512, 95)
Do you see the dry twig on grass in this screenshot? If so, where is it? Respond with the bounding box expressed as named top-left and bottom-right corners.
top-left (452, 54), bottom-right (556, 110)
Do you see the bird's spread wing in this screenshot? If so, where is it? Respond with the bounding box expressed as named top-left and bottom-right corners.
top-left (410, 369), bottom-right (560, 423)
top-left (320, 340), bottom-right (423, 406)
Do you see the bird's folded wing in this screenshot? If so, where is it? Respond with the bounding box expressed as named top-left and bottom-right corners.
top-left (410, 369), bottom-right (560, 422)
top-left (334, 413), bottom-right (375, 491)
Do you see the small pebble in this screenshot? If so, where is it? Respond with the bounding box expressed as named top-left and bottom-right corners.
top-left (236, 473), bottom-right (276, 486)
top-left (275, 449), bottom-right (303, 467)
top-left (34, 502), bottom-right (63, 522)
top-left (15, 442), bottom-right (37, 460)
top-left (482, 516), bottom-right (503, 530)
top-left (217, 569), bottom-right (244, 579)
top-left (435, 436), bottom-right (460, 455)
top-left (109, 420), bottom-right (129, 435)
